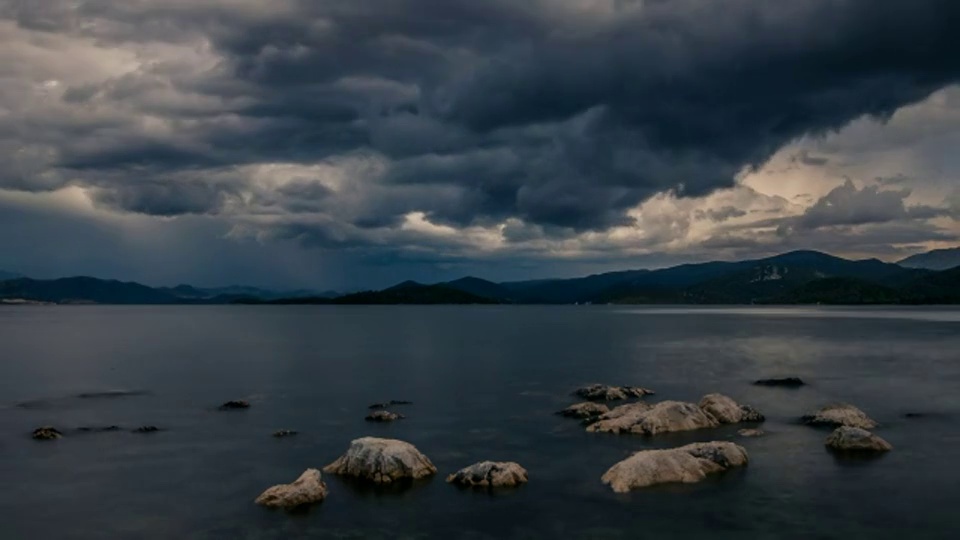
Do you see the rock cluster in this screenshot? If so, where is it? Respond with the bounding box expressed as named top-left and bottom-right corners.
top-left (587, 394), bottom-right (763, 435)
top-left (574, 384), bottom-right (655, 401)
top-left (601, 442), bottom-right (749, 492)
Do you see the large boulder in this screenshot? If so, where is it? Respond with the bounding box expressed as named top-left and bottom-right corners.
top-left (446, 461), bottom-right (528, 488)
top-left (802, 403), bottom-right (877, 429)
top-left (825, 427), bottom-right (892, 453)
top-left (588, 401), bottom-right (718, 435)
top-left (324, 437), bottom-right (437, 484)
top-left (698, 394), bottom-right (765, 423)
top-left (601, 442), bottom-right (749, 493)
top-left (557, 402), bottom-right (610, 419)
top-left (32, 426), bottom-right (62, 440)
top-left (255, 469), bottom-right (328, 509)
top-left (574, 384), bottom-right (655, 401)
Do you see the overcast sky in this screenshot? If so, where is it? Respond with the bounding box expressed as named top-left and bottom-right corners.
top-left (1, 0), bottom-right (959, 290)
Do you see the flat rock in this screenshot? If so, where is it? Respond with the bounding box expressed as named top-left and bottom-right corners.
top-left (32, 426), bottom-right (62, 440)
top-left (446, 461), bottom-right (529, 488)
top-left (255, 469), bottom-right (328, 509)
top-left (365, 410), bottom-right (405, 422)
top-left (219, 400), bottom-right (250, 410)
top-left (273, 429), bottom-right (298, 438)
top-left (601, 442), bottom-right (749, 493)
top-left (754, 377), bottom-right (805, 387)
top-left (825, 426), bottom-right (892, 452)
top-left (698, 393), bottom-right (765, 423)
top-left (574, 384), bottom-right (655, 401)
top-left (588, 401), bottom-right (717, 435)
top-left (802, 403), bottom-right (877, 429)
top-left (557, 402), bottom-right (610, 419)
top-left (737, 428), bottom-right (765, 438)
top-left (324, 437), bottom-right (437, 484)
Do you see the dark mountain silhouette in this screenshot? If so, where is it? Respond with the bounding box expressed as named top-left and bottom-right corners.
top-left (4, 249), bottom-right (960, 305)
top-left (899, 247), bottom-right (960, 271)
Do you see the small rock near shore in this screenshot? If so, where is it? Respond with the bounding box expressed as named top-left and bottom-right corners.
top-left (557, 402), bottom-right (610, 419)
top-left (446, 461), bottom-right (529, 488)
top-left (825, 426), bottom-right (892, 453)
top-left (32, 426), bottom-right (62, 440)
top-left (802, 403), bottom-right (877, 429)
top-left (738, 428), bottom-right (765, 438)
top-left (255, 469), bottom-right (328, 509)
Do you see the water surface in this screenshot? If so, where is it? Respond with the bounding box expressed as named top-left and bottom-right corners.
top-left (1, 306), bottom-right (958, 539)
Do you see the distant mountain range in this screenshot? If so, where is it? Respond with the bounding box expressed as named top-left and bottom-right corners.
top-left (898, 247), bottom-right (960, 271)
top-left (3, 247), bottom-right (960, 305)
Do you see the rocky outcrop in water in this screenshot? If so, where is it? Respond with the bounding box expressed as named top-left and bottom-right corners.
top-left (324, 437), bottom-right (437, 484)
top-left (32, 426), bottom-right (62, 440)
top-left (699, 393), bottom-right (765, 423)
top-left (77, 425), bottom-right (121, 433)
top-left (738, 428), bottom-right (765, 438)
top-left (587, 394), bottom-right (763, 435)
top-left (255, 469), bottom-right (328, 509)
top-left (601, 441), bottom-right (749, 492)
top-left (754, 377), bottom-right (805, 387)
top-left (446, 461), bottom-right (529, 488)
top-left (219, 400), bottom-right (250, 410)
top-left (825, 426), bottom-right (892, 452)
top-left (365, 410), bottom-right (405, 422)
top-left (802, 403), bottom-right (877, 429)
top-left (557, 402), bottom-right (610, 420)
top-left (574, 384), bottom-right (655, 401)
top-left (272, 429), bottom-right (298, 438)
top-left (133, 426), bottom-right (160, 433)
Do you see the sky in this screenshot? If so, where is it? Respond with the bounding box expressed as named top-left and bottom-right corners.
top-left (1, 0), bottom-right (959, 290)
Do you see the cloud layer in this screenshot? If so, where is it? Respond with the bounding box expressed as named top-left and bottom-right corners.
top-left (1, 0), bottom-right (959, 286)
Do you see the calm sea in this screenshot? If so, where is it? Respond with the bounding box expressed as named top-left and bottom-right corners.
top-left (1, 306), bottom-right (958, 539)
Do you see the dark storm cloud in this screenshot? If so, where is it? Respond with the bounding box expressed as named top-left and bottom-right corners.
top-left (1, 0), bottom-right (960, 235)
top-left (793, 179), bottom-right (949, 230)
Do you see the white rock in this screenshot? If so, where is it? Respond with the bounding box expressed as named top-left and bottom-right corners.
top-left (601, 442), bottom-right (749, 493)
top-left (323, 437), bottom-right (437, 484)
top-left (825, 426), bottom-right (892, 452)
top-left (255, 469), bottom-right (328, 509)
top-left (446, 461), bottom-right (529, 487)
top-left (802, 403), bottom-right (878, 429)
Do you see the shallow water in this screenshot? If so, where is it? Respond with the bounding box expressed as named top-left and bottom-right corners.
top-left (0, 305), bottom-right (958, 539)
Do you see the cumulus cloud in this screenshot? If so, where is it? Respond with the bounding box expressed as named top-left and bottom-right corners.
top-left (0, 0), bottom-right (959, 285)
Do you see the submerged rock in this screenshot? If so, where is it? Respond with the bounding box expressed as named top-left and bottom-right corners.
top-left (557, 402), bottom-right (610, 419)
top-left (324, 437), bottom-right (437, 484)
top-left (825, 426), bottom-right (892, 453)
top-left (133, 426), bottom-right (160, 433)
top-left (272, 429), bottom-right (298, 438)
top-left (369, 400), bottom-right (413, 409)
top-left (255, 469), bottom-right (328, 509)
top-left (754, 377), bottom-right (805, 387)
top-left (574, 384), bottom-right (655, 401)
top-left (698, 393), bottom-right (765, 423)
top-left (601, 441), bottom-right (749, 492)
top-left (32, 426), bottom-right (62, 440)
top-left (76, 425), bottom-right (121, 433)
top-left (365, 410), bottom-right (405, 422)
top-left (446, 461), bottom-right (529, 488)
top-left (737, 428), bottom-right (765, 438)
top-left (802, 403), bottom-right (877, 429)
top-left (218, 400), bottom-right (250, 410)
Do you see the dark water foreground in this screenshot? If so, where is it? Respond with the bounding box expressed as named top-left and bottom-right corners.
top-left (1, 306), bottom-right (959, 539)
